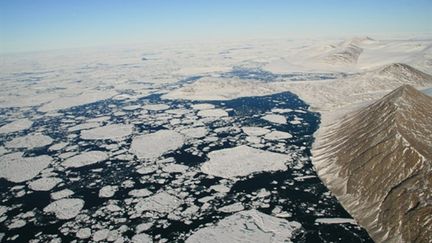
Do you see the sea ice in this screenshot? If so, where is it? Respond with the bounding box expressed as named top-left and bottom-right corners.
top-left (262, 114), bottom-right (287, 124)
top-left (142, 104), bottom-right (170, 111)
top-left (80, 124), bottom-right (133, 141)
top-left (43, 198), bottom-right (84, 220)
top-left (186, 209), bottom-right (301, 243)
top-left (0, 119), bottom-right (33, 134)
top-left (218, 203), bottom-right (244, 213)
top-left (201, 145), bottom-right (288, 179)
top-left (242, 126), bottom-right (270, 136)
top-left (179, 127), bottom-right (208, 139)
top-left (191, 104), bottom-right (215, 110)
top-left (162, 163), bottom-right (189, 173)
top-left (5, 134), bottom-right (53, 149)
top-left (76, 228), bottom-right (92, 239)
top-left (197, 109), bottom-right (228, 117)
top-left (61, 151), bottom-right (108, 168)
top-left (28, 177), bottom-right (62, 191)
top-left (315, 218), bottom-right (357, 224)
top-left (92, 229), bottom-right (110, 242)
top-left (0, 152), bottom-right (52, 183)
top-left (130, 130), bottom-right (184, 160)
top-left (99, 185), bottom-right (118, 198)
top-left (264, 131), bottom-right (293, 140)
top-left (128, 188), bottom-right (153, 197)
top-left (51, 189), bottom-right (74, 200)
top-left (135, 192), bottom-right (182, 214)
top-left (131, 233), bottom-right (152, 243)
top-left (38, 91), bottom-right (116, 112)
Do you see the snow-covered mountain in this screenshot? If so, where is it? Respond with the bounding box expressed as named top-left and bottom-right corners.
top-left (313, 85), bottom-right (432, 243)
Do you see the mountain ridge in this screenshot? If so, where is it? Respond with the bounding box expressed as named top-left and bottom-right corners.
top-left (312, 85), bottom-right (432, 243)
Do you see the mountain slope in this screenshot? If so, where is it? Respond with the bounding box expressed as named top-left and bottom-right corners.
top-left (313, 85), bottom-right (432, 243)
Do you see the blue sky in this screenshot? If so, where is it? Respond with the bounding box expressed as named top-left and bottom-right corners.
top-left (1, 0), bottom-right (431, 53)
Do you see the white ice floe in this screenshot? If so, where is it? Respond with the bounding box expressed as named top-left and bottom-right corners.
top-left (131, 233), bottom-right (152, 243)
top-left (128, 188), bottom-right (153, 198)
top-left (191, 103), bottom-right (215, 110)
top-left (38, 90), bottom-right (116, 112)
top-left (262, 114), bottom-right (287, 124)
top-left (92, 229), bottom-right (110, 242)
top-left (241, 127), bottom-right (270, 136)
top-left (61, 151), bottom-right (108, 168)
top-left (8, 219), bottom-right (26, 229)
top-left (162, 163), bottom-right (189, 173)
top-left (123, 105), bottom-right (141, 111)
top-left (98, 185), bottom-right (118, 198)
top-left (135, 192), bottom-right (182, 214)
top-left (80, 124), bottom-right (133, 141)
top-left (201, 145), bottom-right (288, 179)
top-left (43, 198), bottom-right (84, 220)
top-left (5, 134), bottom-right (53, 149)
top-left (142, 104), bottom-right (170, 111)
top-left (186, 209), bottom-right (301, 243)
top-left (0, 119), bottom-right (33, 134)
top-left (28, 177), bottom-right (62, 191)
top-left (130, 130), bottom-right (184, 160)
top-left (197, 109), bottom-right (228, 117)
top-left (271, 108), bottom-right (293, 114)
top-left (218, 203), bottom-right (244, 213)
top-left (264, 131), bottom-right (293, 141)
top-left (315, 218), bottom-right (357, 224)
top-left (179, 127), bottom-right (208, 139)
top-left (76, 227), bottom-right (92, 239)
top-left (48, 142), bottom-right (68, 151)
top-left (68, 122), bottom-right (100, 132)
top-left (0, 152), bottom-right (52, 183)
top-left (51, 189), bottom-right (74, 200)
top-left (210, 184), bottom-right (231, 193)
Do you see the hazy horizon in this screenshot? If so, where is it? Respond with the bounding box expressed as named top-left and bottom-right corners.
top-left (1, 0), bottom-right (431, 53)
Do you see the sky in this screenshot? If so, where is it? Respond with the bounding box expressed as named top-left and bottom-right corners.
top-left (1, 0), bottom-right (431, 53)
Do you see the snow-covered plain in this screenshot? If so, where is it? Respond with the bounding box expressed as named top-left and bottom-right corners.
top-left (1, 36), bottom-right (429, 242)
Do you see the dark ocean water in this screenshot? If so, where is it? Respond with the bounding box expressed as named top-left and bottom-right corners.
top-left (0, 91), bottom-right (373, 242)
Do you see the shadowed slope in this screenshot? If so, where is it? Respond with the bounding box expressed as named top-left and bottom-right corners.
top-left (313, 85), bottom-right (432, 243)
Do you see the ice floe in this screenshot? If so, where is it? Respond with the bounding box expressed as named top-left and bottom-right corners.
top-left (186, 209), bottom-right (301, 243)
top-left (0, 152), bottom-right (52, 183)
top-left (128, 188), bottom-right (153, 198)
top-left (61, 151), bottom-right (108, 168)
top-left (179, 127), bottom-right (208, 139)
top-left (0, 119), bottom-right (33, 134)
top-left (262, 114), bottom-right (287, 124)
top-left (80, 124), bottom-right (133, 141)
top-left (99, 185), bottom-right (118, 198)
top-left (201, 145), bottom-right (288, 179)
top-left (191, 103), bottom-right (215, 110)
top-left (218, 202), bottom-right (244, 213)
top-left (264, 131), bottom-right (293, 140)
top-left (315, 218), bottom-right (357, 224)
top-left (51, 189), bottom-right (74, 200)
top-left (5, 134), bottom-right (53, 149)
top-left (242, 126), bottom-right (270, 136)
top-left (38, 91), bottom-right (116, 112)
top-left (43, 198), bottom-right (84, 220)
top-left (28, 177), bottom-right (62, 191)
top-left (130, 130), bottom-right (184, 160)
top-left (76, 227), bottom-right (92, 239)
top-left (197, 109), bottom-right (228, 117)
top-left (131, 233), bottom-right (152, 243)
top-left (134, 192), bottom-right (182, 214)
top-left (142, 104), bottom-right (170, 111)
